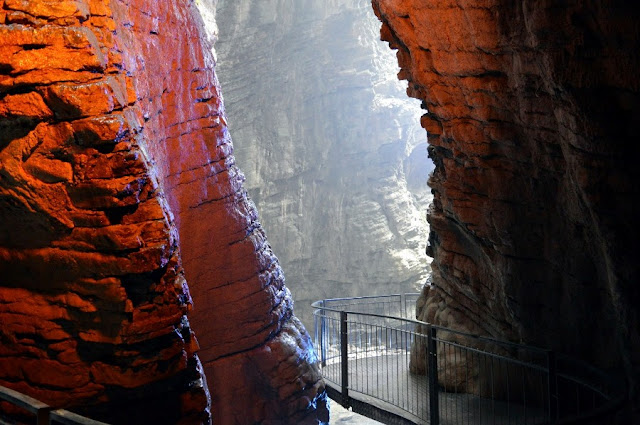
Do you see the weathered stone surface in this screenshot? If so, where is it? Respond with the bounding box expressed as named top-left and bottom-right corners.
top-left (1, 0), bottom-right (326, 424)
top-left (372, 0), bottom-right (640, 415)
top-left (0, 70), bottom-right (209, 420)
top-left (213, 0), bottom-right (434, 330)
top-left (109, 2), bottom-right (328, 422)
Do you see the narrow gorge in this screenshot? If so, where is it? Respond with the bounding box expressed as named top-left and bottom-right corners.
top-left (0, 0), bottom-right (638, 424)
top-left (213, 0), bottom-right (433, 329)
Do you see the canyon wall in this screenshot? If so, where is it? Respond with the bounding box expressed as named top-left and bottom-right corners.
top-left (372, 0), bottom-right (639, 408)
top-left (0, 0), bottom-right (327, 424)
top-left (213, 0), bottom-right (433, 329)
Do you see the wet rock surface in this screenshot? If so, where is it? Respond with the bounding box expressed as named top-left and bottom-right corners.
top-left (0, 0), bottom-right (327, 424)
top-left (372, 0), bottom-right (640, 409)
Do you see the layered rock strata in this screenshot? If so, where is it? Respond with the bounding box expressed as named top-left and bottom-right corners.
top-left (0, 0), bottom-right (327, 424)
top-left (372, 0), bottom-right (639, 406)
top-left (0, 1), bottom-right (210, 423)
top-left (213, 0), bottom-right (433, 330)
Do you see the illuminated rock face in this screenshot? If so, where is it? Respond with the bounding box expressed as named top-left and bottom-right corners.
top-left (214, 0), bottom-right (433, 330)
top-left (0, 1), bottom-right (327, 424)
top-left (372, 0), bottom-right (639, 400)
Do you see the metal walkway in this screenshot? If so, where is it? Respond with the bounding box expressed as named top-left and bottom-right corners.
top-left (312, 294), bottom-right (625, 425)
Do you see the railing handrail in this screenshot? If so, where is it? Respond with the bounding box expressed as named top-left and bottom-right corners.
top-left (0, 383), bottom-right (50, 413)
top-left (50, 408), bottom-right (111, 425)
top-left (0, 384), bottom-right (109, 425)
top-left (313, 293), bottom-right (413, 304)
top-left (312, 295), bottom-right (550, 354)
top-left (312, 294), bottom-right (626, 425)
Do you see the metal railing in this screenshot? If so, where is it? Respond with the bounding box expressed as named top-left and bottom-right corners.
top-left (0, 385), bottom-right (108, 425)
top-left (312, 294), bottom-right (625, 425)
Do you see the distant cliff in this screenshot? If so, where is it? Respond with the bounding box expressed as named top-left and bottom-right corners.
top-left (213, 0), bottom-right (433, 328)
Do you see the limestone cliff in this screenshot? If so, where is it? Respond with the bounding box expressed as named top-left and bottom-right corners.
top-left (213, 0), bottom-right (433, 328)
top-left (372, 0), bottom-right (639, 409)
top-left (0, 1), bottom-right (327, 424)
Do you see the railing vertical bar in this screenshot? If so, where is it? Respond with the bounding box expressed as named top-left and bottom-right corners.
top-left (506, 359), bottom-right (511, 424)
top-left (522, 365), bottom-right (527, 424)
top-left (443, 342), bottom-right (448, 422)
top-left (491, 355), bottom-right (495, 425)
top-left (340, 311), bottom-right (349, 408)
top-left (477, 351), bottom-right (483, 425)
top-left (365, 321), bottom-right (369, 396)
top-left (375, 321), bottom-right (378, 398)
top-left (576, 383), bottom-right (580, 416)
top-left (362, 321), bottom-right (366, 395)
top-left (321, 301), bottom-right (327, 367)
top-left (428, 325), bottom-right (439, 425)
top-left (449, 342), bottom-right (453, 422)
top-left (454, 343), bottom-right (458, 423)
top-left (396, 326), bottom-right (400, 415)
top-left (36, 408), bottom-right (50, 425)
top-left (404, 327), bottom-right (408, 411)
top-left (465, 346), bottom-right (469, 425)
top-left (385, 325), bottom-right (389, 404)
top-left (540, 364), bottom-right (545, 423)
top-left (447, 343), bottom-right (450, 422)
top-left (354, 319), bottom-right (358, 395)
top-left (547, 350), bottom-right (558, 425)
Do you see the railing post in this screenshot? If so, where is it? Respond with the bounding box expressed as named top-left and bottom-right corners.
top-left (320, 301), bottom-right (327, 367)
top-left (401, 293), bottom-right (406, 318)
top-left (428, 325), bottom-right (439, 425)
top-left (340, 311), bottom-right (350, 408)
top-left (547, 350), bottom-right (558, 424)
top-left (36, 407), bottom-right (51, 425)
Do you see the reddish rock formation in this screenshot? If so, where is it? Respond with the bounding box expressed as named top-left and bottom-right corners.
top-left (0, 2), bottom-right (210, 423)
top-left (0, 0), bottom-right (327, 424)
top-left (372, 0), bottom-right (639, 415)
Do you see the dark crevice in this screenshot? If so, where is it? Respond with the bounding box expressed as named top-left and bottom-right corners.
top-left (0, 64), bottom-right (14, 75)
top-left (120, 265), bottom-right (169, 307)
top-left (22, 44), bottom-right (48, 51)
top-left (0, 119), bottom-right (39, 152)
top-left (94, 142), bottom-right (118, 154)
top-left (103, 204), bottom-right (139, 224)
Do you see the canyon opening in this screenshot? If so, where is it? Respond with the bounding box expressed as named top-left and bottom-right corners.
top-left (0, 1), bottom-right (638, 425)
top-left (212, 0), bottom-right (434, 333)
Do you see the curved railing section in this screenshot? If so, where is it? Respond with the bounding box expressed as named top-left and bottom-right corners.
top-left (312, 294), bottom-right (625, 425)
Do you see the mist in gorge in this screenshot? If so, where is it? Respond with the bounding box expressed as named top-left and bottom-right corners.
top-left (200, 0), bottom-right (434, 330)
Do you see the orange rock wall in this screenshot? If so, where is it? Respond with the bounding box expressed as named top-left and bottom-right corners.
top-left (0, 0), bottom-right (327, 424)
top-left (372, 0), bottom-right (639, 400)
top-left (114, 1), bottom-right (328, 423)
top-left (0, 0), bottom-right (210, 423)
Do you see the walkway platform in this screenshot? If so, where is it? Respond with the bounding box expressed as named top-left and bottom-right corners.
top-left (322, 353), bottom-right (545, 425)
top-left (312, 294), bottom-right (624, 425)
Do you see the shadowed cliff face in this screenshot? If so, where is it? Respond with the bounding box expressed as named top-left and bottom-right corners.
top-left (212, 0), bottom-right (434, 329)
top-left (372, 0), bottom-right (640, 406)
top-left (0, 1), bottom-right (328, 424)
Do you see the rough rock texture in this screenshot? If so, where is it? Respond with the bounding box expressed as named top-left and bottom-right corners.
top-left (372, 0), bottom-right (639, 409)
top-left (0, 0), bottom-right (327, 424)
top-left (0, 1), bottom-right (210, 423)
top-left (213, 0), bottom-right (433, 329)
